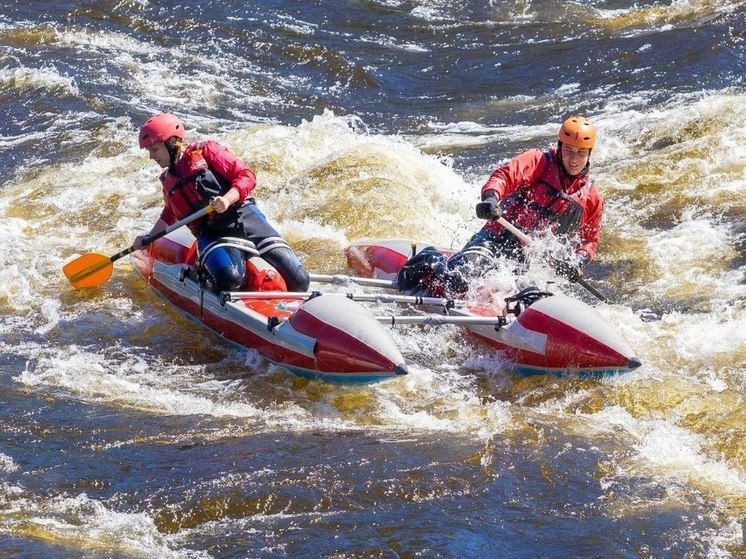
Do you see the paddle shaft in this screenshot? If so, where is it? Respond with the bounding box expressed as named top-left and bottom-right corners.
top-left (113, 205), bottom-right (214, 263)
top-left (494, 215), bottom-right (609, 303)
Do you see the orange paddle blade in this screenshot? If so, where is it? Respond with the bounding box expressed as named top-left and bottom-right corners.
top-left (63, 252), bottom-right (114, 289)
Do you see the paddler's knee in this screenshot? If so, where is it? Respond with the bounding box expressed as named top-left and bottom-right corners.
top-left (200, 246), bottom-right (247, 292)
top-left (207, 263), bottom-right (246, 292)
top-left (261, 246), bottom-right (310, 292)
top-left (284, 264), bottom-right (310, 292)
top-left (396, 247), bottom-right (446, 292)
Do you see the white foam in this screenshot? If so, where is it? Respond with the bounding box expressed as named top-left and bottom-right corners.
top-left (361, 33), bottom-right (429, 53)
top-left (645, 213), bottom-right (743, 301)
top-left (269, 15), bottom-right (318, 36)
top-left (0, 65), bottom-right (79, 95)
top-left (590, 405), bottom-right (746, 495)
top-left (222, 110), bottom-right (473, 246)
top-left (370, 363), bottom-right (513, 436)
top-left (13, 347), bottom-right (265, 419)
top-left (0, 453), bottom-right (19, 473)
top-left (0, 491), bottom-right (208, 558)
top-left (54, 28), bottom-right (152, 55)
top-left (410, 6), bottom-right (451, 22)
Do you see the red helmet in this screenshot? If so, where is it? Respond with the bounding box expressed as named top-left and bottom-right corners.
top-left (558, 116), bottom-right (596, 149)
top-left (138, 113), bottom-right (186, 149)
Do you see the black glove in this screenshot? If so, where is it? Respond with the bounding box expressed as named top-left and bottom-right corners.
top-left (553, 259), bottom-right (581, 282)
top-left (552, 253), bottom-right (589, 283)
top-left (134, 234), bottom-right (153, 250)
top-left (475, 192), bottom-right (501, 220)
top-left (396, 247), bottom-right (446, 291)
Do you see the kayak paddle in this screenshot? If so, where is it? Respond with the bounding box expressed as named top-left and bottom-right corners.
top-left (63, 205), bottom-right (214, 289)
top-left (490, 212), bottom-right (610, 303)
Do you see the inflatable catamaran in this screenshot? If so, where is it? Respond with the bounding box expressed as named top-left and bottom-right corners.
top-left (128, 229), bottom-right (640, 382)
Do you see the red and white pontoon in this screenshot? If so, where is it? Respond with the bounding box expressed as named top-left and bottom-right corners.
top-left (131, 229), bottom-right (408, 384)
top-left (344, 239), bottom-right (641, 377)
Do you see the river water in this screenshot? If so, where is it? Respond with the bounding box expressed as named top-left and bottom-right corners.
top-left (1, 1), bottom-right (744, 557)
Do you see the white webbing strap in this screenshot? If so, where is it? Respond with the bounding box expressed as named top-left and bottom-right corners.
top-left (199, 237), bottom-right (260, 263)
top-left (256, 236), bottom-right (291, 254)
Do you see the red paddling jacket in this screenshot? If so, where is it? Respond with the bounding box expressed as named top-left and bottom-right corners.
top-left (481, 147), bottom-right (604, 261)
top-left (158, 140), bottom-right (256, 231)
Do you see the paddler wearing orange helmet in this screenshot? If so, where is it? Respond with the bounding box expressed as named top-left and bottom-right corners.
top-left (134, 113), bottom-right (310, 292)
top-left (398, 116), bottom-right (604, 296)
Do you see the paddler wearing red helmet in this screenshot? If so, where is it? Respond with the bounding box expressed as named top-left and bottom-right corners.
top-left (134, 113), bottom-right (310, 292)
top-left (398, 116), bottom-right (604, 296)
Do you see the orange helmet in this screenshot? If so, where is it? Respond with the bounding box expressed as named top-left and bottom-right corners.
top-left (138, 113), bottom-right (186, 148)
top-left (557, 116), bottom-right (596, 149)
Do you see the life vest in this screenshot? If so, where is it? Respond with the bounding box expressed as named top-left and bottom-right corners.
top-left (495, 151), bottom-right (590, 237)
top-left (160, 143), bottom-right (233, 228)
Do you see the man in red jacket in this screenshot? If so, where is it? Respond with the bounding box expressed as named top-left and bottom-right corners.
top-left (398, 116), bottom-right (604, 296)
top-left (134, 113), bottom-right (309, 292)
